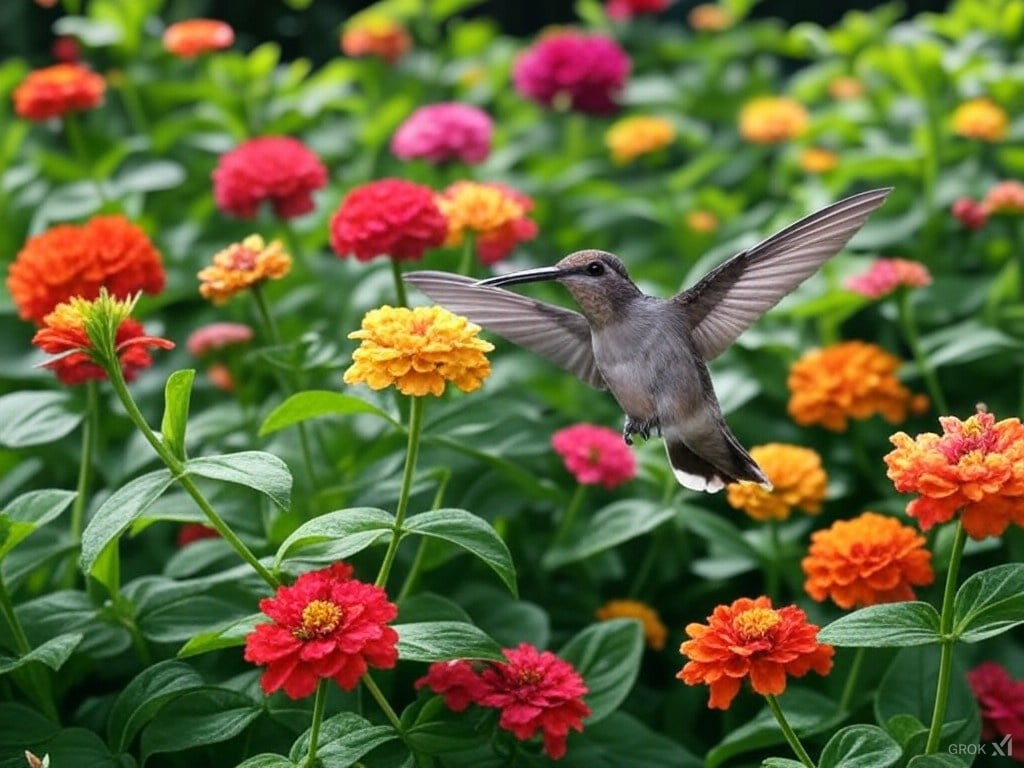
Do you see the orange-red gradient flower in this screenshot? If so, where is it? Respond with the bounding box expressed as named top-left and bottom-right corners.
top-left (677, 596), bottom-right (833, 710)
top-left (739, 97), bottom-right (808, 144)
top-left (197, 235), bottom-right (292, 305)
top-left (163, 19), bottom-right (234, 58)
top-left (983, 180), bottom-right (1024, 215)
top-left (802, 512), bottom-right (934, 609)
top-left (340, 15), bottom-right (411, 64)
top-left (952, 98), bottom-right (1008, 142)
top-left (7, 216), bottom-right (165, 325)
top-left (726, 444), bottom-right (827, 522)
top-left (437, 181), bottom-right (538, 265)
top-left (13, 63), bottom-right (104, 121)
top-left (787, 341), bottom-right (928, 431)
top-left (884, 410), bottom-right (1024, 539)
top-left (596, 599), bottom-right (667, 650)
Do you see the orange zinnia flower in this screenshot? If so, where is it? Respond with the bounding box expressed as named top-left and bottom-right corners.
top-left (677, 596), bottom-right (833, 710)
top-left (596, 599), bottom-right (667, 650)
top-left (799, 147), bottom-right (839, 174)
top-left (951, 98), bottom-right (1008, 142)
top-left (726, 444), bottom-right (827, 522)
top-left (738, 97), bottom-right (808, 144)
top-left (828, 76), bottom-right (864, 100)
top-left (197, 235), bottom-right (292, 305)
top-left (787, 341), bottom-right (928, 432)
top-left (685, 210), bottom-right (718, 233)
top-left (340, 15), bottom-right (411, 64)
top-left (13, 63), bottom-right (104, 121)
top-left (802, 512), bottom-right (934, 609)
top-left (436, 181), bottom-right (538, 265)
top-left (688, 4), bottom-right (733, 31)
top-left (7, 215), bottom-right (165, 325)
top-left (163, 18), bottom-right (234, 58)
top-left (884, 410), bottom-right (1024, 540)
top-left (604, 115), bottom-right (675, 164)
top-left (983, 180), bottom-right (1024, 215)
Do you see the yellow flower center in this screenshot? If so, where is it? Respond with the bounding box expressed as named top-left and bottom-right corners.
top-left (516, 668), bottom-right (544, 685)
top-left (296, 599), bottom-right (343, 640)
top-left (733, 607), bottom-right (781, 639)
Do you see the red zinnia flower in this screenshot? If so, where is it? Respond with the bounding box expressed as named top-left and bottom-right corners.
top-left (13, 63), bottom-right (104, 121)
top-left (244, 562), bottom-right (399, 699)
top-left (513, 30), bottom-right (630, 115)
top-left (677, 596), bottom-right (834, 710)
top-left (551, 423), bottom-right (636, 490)
top-left (951, 197), bottom-right (988, 230)
top-left (212, 136), bottom-right (328, 220)
top-left (51, 36), bottom-right (80, 63)
top-left (163, 19), bottom-right (234, 58)
top-left (177, 523), bottom-right (220, 547)
top-left (844, 258), bottom-right (931, 299)
top-left (415, 659), bottom-right (485, 712)
top-left (329, 178), bottom-right (447, 262)
top-left (606, 0), bottom-right (670, 20)
top-left (8, 215), bottom-right (165, 325)
top-left (967, 662), bottom-right (1024, 756)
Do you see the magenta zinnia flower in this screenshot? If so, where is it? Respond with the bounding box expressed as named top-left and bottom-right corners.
top-left (844, 258), bottom-right (931, 299)
top-left (212, 136), bottom-right (328, 220)
top-left (552, 423), bottom-right (636, 489)
top-left (513, 30), bottom-right (630, 115)
top-left (391, 102), bottom-right (494, 165)
top-left (967, 662), bottom-right (1024, 755)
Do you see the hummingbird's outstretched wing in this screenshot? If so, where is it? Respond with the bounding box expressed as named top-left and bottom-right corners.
top-left (676, 187), bottom-right (892, 361)
top-left (403, 271), bottom-right (608, 389)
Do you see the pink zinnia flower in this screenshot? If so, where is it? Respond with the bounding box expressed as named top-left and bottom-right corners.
top-left (414, 659), bottom-right (484, 712)
top-left (844, 258), bottom-right (931, 299)
top-left (513, 31), bottom-right (630, 115)
top-left (967, 662), bottom-right (1024, 758)
top-left (984, 180), bottom-right (1024, 215)
top-left (551, 423), bottom-right (636, 490)
top-left (951, 197), bottom-right (988, 230)
top-left (391, 102), bottom-right (494, 165)
top-left (212, 136), bottom-right (328, 220)
top-left (186, 322), bottom-right (254, 356)
top-left (606, 0), bottom-right (670, 20)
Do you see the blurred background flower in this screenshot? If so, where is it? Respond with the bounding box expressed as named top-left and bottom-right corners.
top-left (436, 181), bottom-right (538, 265)
top-left (951, 98), bottom-right (1008, 142)
top-left (212, 136), bottom-right (327, 220)
top-left (605, 115), bottom-right (675, 165)
top-left (738, 96), bottom-right (808, 144)
top-left (340, 13), bottom-right (411, 64)
top-left (596, 599), bottom-right (667, 650)
top-left (13, 63), bottom-right (104, 120)
top-left (391, 102), bottom-right (493, 165)
top-left (163, 18), bottom-right (234, 58)
top-left (844, 258), bottom-right (932, 299)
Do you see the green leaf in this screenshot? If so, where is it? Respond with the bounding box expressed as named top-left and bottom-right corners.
top-left (160, 369), bottom-right (195, 461)
top-left (560, 619), bottom-right (643, 724)
top-left (0, 489), bottom-right (75, 560)
top-left (260, 390), bottom-right (398, 436)
top-left (107, 659), bottom-right (205, 752)
top-left (402, 509), bottom-right (517, 596)
top-left (817, 603), bottom-right (940, 647)
top-left (564, 710), bottom-right (702, 767)
top-left (273, 507), bottom-right (394, 570)
top-left (115, 159), bottom-right (186, 193)
top-left (818, 725), bottom-right (901, 768)
top-left (543, 500), bottom-right (675, 569)
top-left (236, 755), bottom-right (296, 768)
top-left (186, 451), bottom-right (292, 511)
top-left (0, 632), bottom-right (83, 675)
top-left (177, 613), bottom-right (262, 658)
top-left (140, 688), bottom-right (261, 759)
top-left (395, 621), bottom-right (504, 662)
top-left (953, 563), bottom-right (1024, 642)
top-left (0, 390), bottom-right (83, 448)
top-left (296, 712), bottom-right (398, 766)
top-left (80, 469), bottom-right (175, 573)
top-left (906, 755), bottom-right (968, 768)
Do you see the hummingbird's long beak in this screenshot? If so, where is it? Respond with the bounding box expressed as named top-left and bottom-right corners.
top-left (476, 266), bottom-right (563, 288)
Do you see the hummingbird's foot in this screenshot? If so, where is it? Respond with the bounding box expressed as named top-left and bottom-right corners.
top-left (623, 416), bottom-right (658, 445)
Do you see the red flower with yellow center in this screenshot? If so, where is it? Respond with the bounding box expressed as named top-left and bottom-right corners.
top-left (243, 562), bottom-right (399, 699)
top-left (884, 411), bottom-right (1024, 539)
top-left (13, 63), bottom-right (105, 121)
top-left (677, 596), bottom-right (834, 710)
top-left (802, 512), bottom-right (934, 609)
top-left (163, 18), bottom-right (234, 58)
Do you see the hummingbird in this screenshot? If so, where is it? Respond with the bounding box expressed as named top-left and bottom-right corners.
top-left (404, 187), bottom-right (892, 492)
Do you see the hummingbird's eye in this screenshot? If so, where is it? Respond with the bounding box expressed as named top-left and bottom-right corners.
top-left (586, 261), bottom-right (605, 276)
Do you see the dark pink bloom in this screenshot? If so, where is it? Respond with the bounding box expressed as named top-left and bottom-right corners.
top-left (186, 322), bottom-right (254, 356)
top-left (391, 102), bottom-right (494, 165)
top-left (606, 0), bottom-right (671, 20)
top-left (967, 662), bottom-right (1024, 758)
top-left (844, 258), bottom-right (932, 299)
top-left (415, 660), bottom-right (485, 711)
top-left (52, 36), bottom-right (80, 63)
top-left (552, 423), bottom-right (636, 489)
top-left (212, 136), bottom-right (328, 220)
top-left (951, 197), bottom-right (988, 230)
top-left (513, 31), bottom-right (630, 115)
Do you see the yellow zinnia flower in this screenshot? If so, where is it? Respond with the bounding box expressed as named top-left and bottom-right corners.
top-left (726, 444), bottom-right (827, 522)
top-left (685, 210), bottom-right (719, 234)
top-left (604, 116), bottom-right (676, 165)
top-left (596, 599), bottom-right (667, 650)
top-left (688, 4), bottom-right (733, 31)
top-left (739, 97), bottom-right (809, 144)
top-left (198, 235), bottom-right (292, 305)
top-left (344, 305), bottom-right (493, 397)
top-left (951, 98), bottom-right (1008, 142)
top-left (799, 147), bottom-right (839, 174)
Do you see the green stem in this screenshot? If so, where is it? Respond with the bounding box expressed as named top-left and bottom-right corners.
top-left (66, 381), bottom-right (98, 587)
top-left (390, 257), bottom-right (409, 308)
top-left (376, 396), bottom-right (425, 589)
top-left (765, 694), bottom-right (816, 768)
top-left (0, 573), bottom-right (59, 722)
top-left (457, 233), bottom-right (475, 277)
top-left (897, 289), bottom-right (948, 415)
top-left (765, 520), bottom-right (782, 603)
top-left (116, 74), bottom-right (148, 134)
top-left (397, 469), bottom-right (450, 601)
top-left (924, 517), bottom-right (967, 755)
top-left (0, 575), bottom-right (31, 656)
top-left (362, 672), bottom-right (404, 734)
top-left (106, 362), bottom-right (279, 589)
top-left (301, 679), bottom-right (329, 768)
top-left (627, 532), bottom-right (661, 598)
top-left (554, 484), bottom-right (587, 544)
top-left (62, 113), bottom-right (107, 203)
top-left (838, 647), bottom-right (866, 713)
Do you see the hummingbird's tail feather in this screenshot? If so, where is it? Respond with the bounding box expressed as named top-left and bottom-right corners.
top-left (664, 435), bottom-right (771, 494)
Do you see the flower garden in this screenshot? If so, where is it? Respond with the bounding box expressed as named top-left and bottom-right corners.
top-left (1, 0), bottom-right (1023, 766)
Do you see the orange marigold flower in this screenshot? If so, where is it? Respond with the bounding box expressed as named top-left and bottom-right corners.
top-left (197, 235), bottom-right (292, 305)
top-left (605, 115), bottom-right (675, 164)
top-left (983, 180), bottom-right (1024, 215)
top-left (13, 63), bottom-right (104, 121)
top-left (952, 98), bottom-right (1008, 142)
top-left (787, 341), bottom-right (929, 432)
top-left (884, 410), bottom-right (1024, 540)
top-left (677, 596), bottom-right (834, 710)
top-left (163, 18), bottom-right (234, 58)
top-left (688, 4), bottom-right (734, 31)
top-left (799, 147), bottom-right (839, 174)
top-left (685, 210), bottom-right (718, 233)
top-left (802, 512), bottom-right (934, 609)
top-left (437, 181), bottom-right (538, 265)
top-left (32, 294), bottom-right (173, 385)
top-left (596, 599), bottom-right (667, 650)
top-left (726, 444), bottom-right (827, 522)
top-left (739, 97), bottom-right (809, 144)
top-left (828, 76), bottom-right (865, 100)
top-left (340, 15), bottom-right (411, 65)
top-left (344, 305), bottom-right (493, 397)
top-left (7, 215), bottom-right (165, 325)
top-left (844, 257), bottom-right (932, 299)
